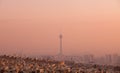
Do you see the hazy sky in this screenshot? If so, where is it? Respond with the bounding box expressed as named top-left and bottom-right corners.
top-left (0, 0), bottom-right (120, 56)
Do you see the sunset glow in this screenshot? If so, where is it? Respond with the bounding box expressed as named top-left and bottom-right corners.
top-left (0, 0), bottom-right (120, 56)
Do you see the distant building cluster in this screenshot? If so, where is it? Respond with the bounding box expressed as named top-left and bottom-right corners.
top-left (43, 54), bottom-right (120, 66)
top-left (0, 55), bottom-right (120, 73)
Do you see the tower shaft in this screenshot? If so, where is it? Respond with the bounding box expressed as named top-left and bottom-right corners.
top-left (59, 34), bottom-right (63, 55)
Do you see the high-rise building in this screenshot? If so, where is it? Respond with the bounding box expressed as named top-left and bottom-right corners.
top-left (112, 54), bottom-right (119, 66)
top-left (105, 54), bottom-right (112, 65)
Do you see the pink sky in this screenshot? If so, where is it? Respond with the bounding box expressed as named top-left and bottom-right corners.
top-left (0, 0), bottom-right (120, 56)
